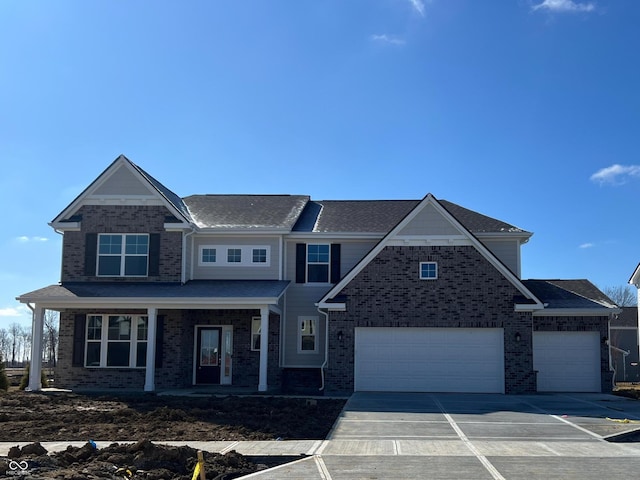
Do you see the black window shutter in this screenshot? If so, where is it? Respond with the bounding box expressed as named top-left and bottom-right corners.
top-left (330, 244), bottom-right (341, 284)
top-left (148, 233), bottom-right (161, 276)
top-left (84, 233), bottom-right (97, 276)
top-left (295, 243), bottom-right (306, 283)
top-left (155, 315), bottom-right (164, 368)
top-left (72, 314), bottom-right (86, 367)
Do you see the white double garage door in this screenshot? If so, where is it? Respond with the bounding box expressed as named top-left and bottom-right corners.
top-left (354, 328), bottom-right (601, 393)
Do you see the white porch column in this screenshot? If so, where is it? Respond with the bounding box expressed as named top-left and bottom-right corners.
top-left (27, 305), bottom-right (45, 391)
top-left (258, 306), bottom-right (269, 392)
top-left (144, 308), bottom-right (157, 392)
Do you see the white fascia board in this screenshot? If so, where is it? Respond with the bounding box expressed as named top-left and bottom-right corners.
top-left (316, 302), bottom-right (346, 311)
top-left (286, 232), bottom-right (385, 240)
top-left (17, 297), bottom-right (283, 310)
top-left (388, 235), bottom-right (471, 246)
top-left (164, 223), bottom-right (192, 232)
top-left (533, 307), bottom-right (622, 317)
top-left (49, 221), bottom-right (81, 231)
top-left (629, 263), bottom-right (640, 286)
top-left (195, 228), bottom-right (291, 235)
top-left (514, 303), bottom-right (546, 312)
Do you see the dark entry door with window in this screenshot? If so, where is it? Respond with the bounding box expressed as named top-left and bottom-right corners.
top-left (196, 327), bottom-right (222, 384)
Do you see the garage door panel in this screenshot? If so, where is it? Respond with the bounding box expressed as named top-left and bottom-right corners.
top-left (355, 327), bottom-right (504, 393)
top-left (533, 331), bottom-right (600, 392)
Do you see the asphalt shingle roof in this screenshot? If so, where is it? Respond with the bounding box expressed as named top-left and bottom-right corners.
top-left (18, 280), bottom-right (290, 301)
top-left (522, 279), bottom-right (616, 310)
top-left (611, 306), bottom-right (638, 327)
top-left (293, 200), bottom-right (420, 233)
top-left (183, 195), bottom-right (310, 230)
top-left (291, 198), bottom-right (527, 234)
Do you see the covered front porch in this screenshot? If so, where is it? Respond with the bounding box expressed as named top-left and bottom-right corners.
top-left (16, 280), bottom-right (289, 393)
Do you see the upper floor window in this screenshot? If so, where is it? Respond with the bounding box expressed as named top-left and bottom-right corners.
top-left (307, 244), bottom-right (330, 283)
top-left (227, 248), bottom-right (242, 263)
top-left (97, 234), bottom-right (149, 277)
top-left (202, 248), bottom-right (217, 263)
top-left (198, 245), bottom-right (271, 267)
top-left (295, 243), bottom-right (341, 284)
top-left (252, 248), bottom-right (267, 264)
top-left (419, 262), bottom-right (438, 280)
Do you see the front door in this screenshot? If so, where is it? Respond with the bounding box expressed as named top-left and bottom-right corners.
top-left (196, 327), bottom-right (222, 384)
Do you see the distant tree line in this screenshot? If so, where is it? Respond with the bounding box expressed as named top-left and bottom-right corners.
top-left (0, 310), bottom-right (58, 367)
top-left (604, 285), bottom-right (637, 307)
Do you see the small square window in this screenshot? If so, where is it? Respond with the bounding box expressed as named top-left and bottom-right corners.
top-left (227, 248), bottom-right (242, 263)
top-left (252, 248), bottom-right (267, 263)
top-left (420, 262), bottom-right (438, 280)
top-left (202, 248), bottom-right (217, 263)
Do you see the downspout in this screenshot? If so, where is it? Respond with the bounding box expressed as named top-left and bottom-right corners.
top-left (318, 307), bottom-right (330, 391)
top-left (181, 227), bottom-right (196, 284)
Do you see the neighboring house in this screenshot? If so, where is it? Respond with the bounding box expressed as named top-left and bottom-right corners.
top-left (18, 155), bottom-right (619, 395)
top-left (609, 307), bottom-right (639, 383)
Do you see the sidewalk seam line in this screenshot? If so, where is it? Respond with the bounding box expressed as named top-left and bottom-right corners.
top-left (314, 455), bottom-right (333, 480)
top-left (432, 396), bottom-right (506, 480)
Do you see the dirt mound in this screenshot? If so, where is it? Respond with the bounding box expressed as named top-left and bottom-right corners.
top-left (0, 390), bottom-right (345, 442)
top-left (2, 441), bottom-right (262, 479)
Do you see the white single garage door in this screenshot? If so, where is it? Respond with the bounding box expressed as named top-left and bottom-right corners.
top-left (355, 327), bottom-right (505, 393)
top-left (533, 331), bottom-right (601, 392)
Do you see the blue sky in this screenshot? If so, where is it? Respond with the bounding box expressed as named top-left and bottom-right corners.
top-left (1, 0), bottom-right (638, 329)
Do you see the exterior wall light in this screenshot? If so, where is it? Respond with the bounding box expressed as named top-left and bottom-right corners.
top-left (515, 332), bottom-right (521, 343)
top-left (337, 331), bottom-right (343, 342)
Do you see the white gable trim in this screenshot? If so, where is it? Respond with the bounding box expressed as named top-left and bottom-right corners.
top-left (318, 193), bottom-right (544, 309)
top-left (50, 155), bottom-right (191, 229)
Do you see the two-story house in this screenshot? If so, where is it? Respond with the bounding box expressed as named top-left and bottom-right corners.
top-left (18, 155), bottom-right (618, 395)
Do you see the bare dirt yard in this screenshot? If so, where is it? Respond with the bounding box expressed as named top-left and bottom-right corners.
top-left (0, 390), bottom-right (345, 479)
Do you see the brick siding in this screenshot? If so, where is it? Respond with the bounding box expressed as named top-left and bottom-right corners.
top-left (325, 245), bottom-right (537, 395)
top-left (61, 205), bottom-right (182, 283)
top-left (56, 309), bottom-right (281, 391)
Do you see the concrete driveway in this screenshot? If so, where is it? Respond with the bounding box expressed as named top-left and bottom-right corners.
top-left (243, 392), bottom-right (640, 479)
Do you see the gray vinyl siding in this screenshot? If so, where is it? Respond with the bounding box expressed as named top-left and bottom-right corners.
top-left (398, 203), bottom-right (460, 236)
top-left (93, 164), bottom-right (152, 196)
top-left (191, 236), bottom-right (281, 280)
top-left (282, 238), bottom-right (379, 366)
top-left (481, 239), bottom-right (521, 277)
top-left (282, 286), bottom-right (330, 367)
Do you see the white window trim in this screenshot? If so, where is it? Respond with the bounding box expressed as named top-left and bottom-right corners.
top-left (198, 245), bottom-right (271, 267)
top-left (97, 233), bottom-right (149, 277)
top-left (85, 314), bottom-right (148, 368)
top-left (297, 316), bottom-right (319, 354)
top-left (251, 316), bottom-right (261, 351)
top-left (419, 261), bottom-right (438, 280)
top-left (306, 243), bottom-right (331, 284)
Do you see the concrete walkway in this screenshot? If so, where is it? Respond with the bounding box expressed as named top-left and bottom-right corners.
top-left (4, 393), bottom-right (640, 479)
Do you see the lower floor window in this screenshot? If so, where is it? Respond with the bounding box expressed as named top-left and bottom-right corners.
top-left (251, 317), bottom-right (261, 351)
top-left (298, 316), bottom-right (318, 353)
top-left (86, 315), bottom-right (148, 368)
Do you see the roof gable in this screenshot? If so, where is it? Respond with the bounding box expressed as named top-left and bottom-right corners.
top-left (319, 193), bottom-right (543, 309)
top-left (51, 155), bottom-right (192, 227)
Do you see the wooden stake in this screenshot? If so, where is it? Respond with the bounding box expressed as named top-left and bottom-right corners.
top-left (197, 451), bottom-right (206, 480)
